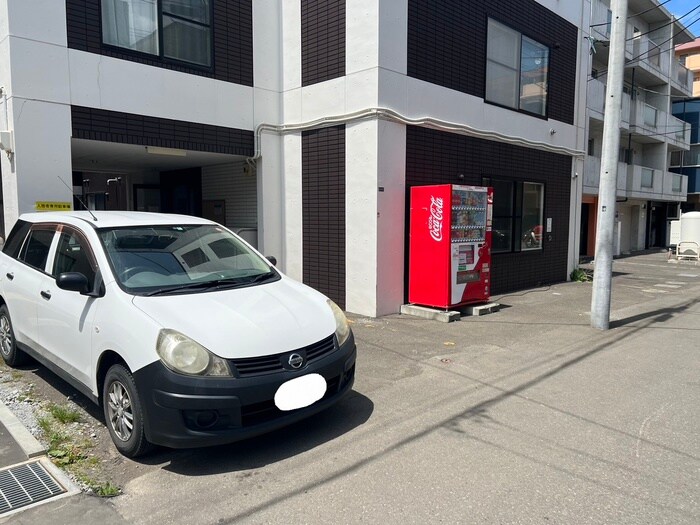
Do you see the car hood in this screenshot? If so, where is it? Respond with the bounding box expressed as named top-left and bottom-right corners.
top-left (131, 277), bottom-right (337, 359)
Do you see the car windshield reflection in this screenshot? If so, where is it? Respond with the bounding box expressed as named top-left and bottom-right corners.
top-left (98, 225), bottom-right (278, 295)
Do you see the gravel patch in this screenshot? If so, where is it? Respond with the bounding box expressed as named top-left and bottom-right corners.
top-left (0, 367), bottom-right (47, 446)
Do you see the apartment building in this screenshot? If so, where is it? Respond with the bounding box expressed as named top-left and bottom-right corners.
top-left (0, 0), bottom-right (589, 317)
top-left (582, 0), bottom-right (695, 256)
top-left (675, 37), bottom-right (700, 96)
top-left (671, 38), bottom-right (700, 212)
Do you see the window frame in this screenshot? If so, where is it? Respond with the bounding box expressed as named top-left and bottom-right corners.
top-left (51, 225), bottom-right (101, 291)
top-left (485, 18), bottom-right (551, 119)
top-left (17, 225), bottom-right (58, 275)
top-left (483, 177), bottom-right (546, 254)
top-left (100, 0), bottom-right (215, 71)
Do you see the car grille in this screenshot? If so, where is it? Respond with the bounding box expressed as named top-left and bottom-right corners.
top-left (230, 335), bottom-right (336, 378)
top-left (240, 374), bottom-right (341, 427)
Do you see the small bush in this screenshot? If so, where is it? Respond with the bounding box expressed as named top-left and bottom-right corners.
top-left (570, 268), bottom-right (591, 282)
top-left (49, 404), bottom-right (81, 424)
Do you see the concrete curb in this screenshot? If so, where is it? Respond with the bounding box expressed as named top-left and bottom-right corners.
top-left (0, 399), bottom-right (46, 458)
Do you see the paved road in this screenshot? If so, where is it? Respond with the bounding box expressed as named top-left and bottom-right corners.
top-left (4, 252), bottom-right (700, 524)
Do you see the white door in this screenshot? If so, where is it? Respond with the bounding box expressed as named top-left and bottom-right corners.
top-left (36, 227), bottom-right (100, 388)
top-left (4, 226), bottom-right (57, 348)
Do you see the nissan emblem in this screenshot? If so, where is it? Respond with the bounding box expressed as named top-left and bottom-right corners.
top-left (288, 353), bottom-right (304, 369)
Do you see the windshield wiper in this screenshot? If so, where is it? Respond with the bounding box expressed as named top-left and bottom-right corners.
top-left (144, 272), bottom-right (277, 296)
top-left (144, 281), bottom-right (224, 296)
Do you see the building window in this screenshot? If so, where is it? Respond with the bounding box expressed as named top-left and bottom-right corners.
top-left (679, 54), bottom-right (687, 66)
top-left (588, 138), bottom-right (595, 156)
top-left (641, 168), bottom-right (654, 188)
top-left (102, 0), bottom-right (212, 67)
top-left (669, 150), bottom-right (682, 167)
top-left (486, 19), bottom-right (549, 117)
top-left (686, 145), bottom-right (700, 166)
top-left (483, 178), bottom-right (544, 253)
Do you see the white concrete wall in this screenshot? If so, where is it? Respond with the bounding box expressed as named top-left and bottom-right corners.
top-left (0, 0), bottom-right (73, 232)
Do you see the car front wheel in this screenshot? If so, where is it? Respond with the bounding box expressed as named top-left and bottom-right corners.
top-left (0, 305), bottom-right (27, 367)
top-left (103, 364), bottom-right (152, 458)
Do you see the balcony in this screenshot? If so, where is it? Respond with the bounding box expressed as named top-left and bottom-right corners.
top-left (626, 165), bottom-right (687, 201)
top-left (629, 34), bottom-right (670, 82)
top-left (587, 78), bottom-right (631, 128)
top-left (590, 0), bottom-right (611, 41)
top-left (629, 101), bottom-right (689, 147)
top-left (583, 155), bottom-right (628, 197)
top-left (666, 115), bottom-right (691, 149)
top-left (671, 60), bottom-right (693, 95)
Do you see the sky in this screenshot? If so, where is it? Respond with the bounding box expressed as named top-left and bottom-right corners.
top-left (664, 0), bottom-right (700, 37)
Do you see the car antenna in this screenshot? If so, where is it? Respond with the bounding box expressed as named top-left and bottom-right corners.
top-left (57, 176), bottom-right (98, 222)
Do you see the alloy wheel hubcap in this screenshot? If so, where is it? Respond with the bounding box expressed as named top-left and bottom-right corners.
top-left (107, 381), bottom-right (134, 441)
top-left (0, 316), bottom-right (12, 357)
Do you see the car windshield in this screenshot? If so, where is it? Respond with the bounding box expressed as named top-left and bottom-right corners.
top-left (98, 224), bottom-right (277, 295)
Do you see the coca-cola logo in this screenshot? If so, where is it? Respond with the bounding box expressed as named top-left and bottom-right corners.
top-left (428, 196), bottom-right (443, 242)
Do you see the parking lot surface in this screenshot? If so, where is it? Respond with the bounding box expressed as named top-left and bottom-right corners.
top-left (3, 251), bottom-right (699, 524)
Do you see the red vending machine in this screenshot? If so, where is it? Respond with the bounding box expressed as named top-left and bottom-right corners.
top-left (409, 184), bottom-right (493, 309)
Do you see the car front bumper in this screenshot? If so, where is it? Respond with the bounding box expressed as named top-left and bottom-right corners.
top-left (132, 332), bottom-right (356, 448)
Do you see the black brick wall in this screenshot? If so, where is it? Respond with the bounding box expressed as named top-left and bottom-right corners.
top-left (71, 106), bottom-right (254, 157)
top-left (66, 0), bottom-right (253, 86)
top-left (406, 126), bottom-right (572, 295)
top-left (301, 0), bottom-right (345, 86)
top-left (407, 0), bottom-right (578, 124)
top-left (302, 126), bottom-right (346, 309)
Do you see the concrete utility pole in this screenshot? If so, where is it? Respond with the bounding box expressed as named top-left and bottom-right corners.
top-left (591, 0), bottom-right (628, 330)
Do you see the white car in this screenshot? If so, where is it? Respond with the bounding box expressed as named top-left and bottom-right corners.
top-left (0, 212), bottom-right (356, 457)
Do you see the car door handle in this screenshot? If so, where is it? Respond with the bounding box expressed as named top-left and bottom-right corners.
top-left (40, 290), bottom-right (52, 300)
top-left (5, 273), bottom-right (13, 280)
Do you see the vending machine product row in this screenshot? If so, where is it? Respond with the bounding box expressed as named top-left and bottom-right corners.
top-left (409, 184), bottom-right (493, 309)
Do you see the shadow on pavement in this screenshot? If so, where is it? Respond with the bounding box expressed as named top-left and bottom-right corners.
top-left (610, 297), bottom-right (700, 328)
top-left (18, 360), bottom-right (373, 475)
top-left (142, 390), bottom-right (373, 475)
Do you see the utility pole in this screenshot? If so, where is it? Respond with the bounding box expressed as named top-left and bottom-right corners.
top-left (591, 0), bottom-right (628, 330)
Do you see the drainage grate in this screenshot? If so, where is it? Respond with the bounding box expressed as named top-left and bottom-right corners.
top-left (0, 461), bottom-right (65, 515)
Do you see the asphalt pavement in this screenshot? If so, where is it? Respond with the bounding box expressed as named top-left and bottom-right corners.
top-left (1, 250), bottom-right (699, 524)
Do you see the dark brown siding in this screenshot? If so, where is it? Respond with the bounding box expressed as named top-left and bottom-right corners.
top-left (407, 0), bottom-right (578, 124)
top-left (71, 106), bottom-right (254, 157)
top-left (66, 0), bottom-right (253, 86)
top-left (301, 0), bottom-right (345, 86)
top-left (406, 126), bottom-right (572, 295)
top-left (302, 125), bottom-right (346, 308)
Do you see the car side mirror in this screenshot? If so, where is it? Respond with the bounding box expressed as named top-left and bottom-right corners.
top-left (56, 272), bottom-right (90, 294)
top-left (266, 255), bottom-right (277, 266)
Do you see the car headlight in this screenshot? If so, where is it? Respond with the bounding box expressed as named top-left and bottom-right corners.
top-left (327, 300), bottom-right (351, 346)
top-left (156, 329), bottom-right (231, 376)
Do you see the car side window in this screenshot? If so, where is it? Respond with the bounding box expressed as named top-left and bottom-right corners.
top-left (18, 229), bottom-right (55, 271)
top-left (52, 230), bottom-right (97, 286)
top-left (2, 220), bottom-right (31, 259)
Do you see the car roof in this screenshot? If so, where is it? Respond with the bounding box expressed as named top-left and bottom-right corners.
top-left (18, 211), bottom-right (216, 229)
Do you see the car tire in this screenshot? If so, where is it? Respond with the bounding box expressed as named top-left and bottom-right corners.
top-left (102, 364), bottom-right (152, 458)
top-left (0, 305), bottom-right (28, 367)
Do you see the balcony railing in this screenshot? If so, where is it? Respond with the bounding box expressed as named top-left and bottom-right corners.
top-left (629, 101), bottom-right (689, 147)
top-left (630, 34), bottom-right (670, 78)
top-left (591, 0), bottom-right (612, 40)
top-left (671, 60), bottom-right (693, 94)
top-left (583, 156), bottom-right (628, 196)
top-left (667, 115), bottom-right (691, 148)
top-left (663, 171), bottom-right (687, 199)
top-left (626, 165), bottom-right (687, 201)
top-left (587, 78), bottom-right (631, 126)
